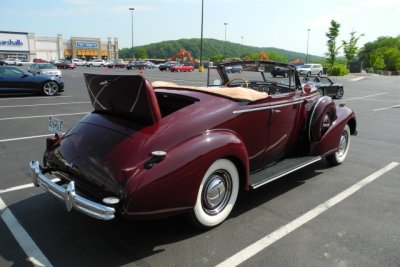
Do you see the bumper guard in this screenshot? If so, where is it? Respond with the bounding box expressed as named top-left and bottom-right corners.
top-left (29, 161), bottom-right (115, 220)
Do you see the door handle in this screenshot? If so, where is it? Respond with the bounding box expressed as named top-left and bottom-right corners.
top-left (272, 109), bottom-right (281, 113)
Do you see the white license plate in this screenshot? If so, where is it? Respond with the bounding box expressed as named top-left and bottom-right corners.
top-left (48, 117), bottom-right (64, 135)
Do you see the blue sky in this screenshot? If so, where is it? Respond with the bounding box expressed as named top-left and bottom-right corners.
top-left (1, 0), bottom-right (399, 57)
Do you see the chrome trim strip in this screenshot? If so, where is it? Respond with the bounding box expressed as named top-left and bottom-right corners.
top-left (233, 100), bottom-right (304, 114)
top-left (251, 157), bottom-right (321, 189)
top-left (29, 161), bottom-right (115, 220)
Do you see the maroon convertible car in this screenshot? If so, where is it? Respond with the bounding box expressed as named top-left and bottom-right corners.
top-left (29, 60), bottom-right (357, 229)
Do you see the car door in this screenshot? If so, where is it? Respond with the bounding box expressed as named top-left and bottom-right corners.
top-left (264, 91), bottom-right (303, 164)
top-left (0, 67), bottom-right (36, 93)
top-left (319, 77), bottom-right (334, 96)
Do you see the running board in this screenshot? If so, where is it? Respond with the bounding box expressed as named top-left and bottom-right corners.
top-left (249, 156), bottom-right (321, 189)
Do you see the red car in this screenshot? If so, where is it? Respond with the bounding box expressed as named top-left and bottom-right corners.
top-left (55, 61), bottom-right (76, 69)
top-left (170, 64), bottom-right (194, 72)
top-left (29, 60), bottom-right (357, 229)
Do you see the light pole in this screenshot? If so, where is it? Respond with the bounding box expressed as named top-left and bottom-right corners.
top-left (129, 7), bottom-right (135, 61)
top-left (199, 0), bottom-right (204, 72)
top-left (223, 22), bottom-right (228, 59)
top-left (306, 28), bottom-right (310, 63)
top-left (241, 36), bottom-right (244, 57)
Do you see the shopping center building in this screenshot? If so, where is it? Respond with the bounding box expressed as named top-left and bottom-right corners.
top-left (0, 31), bottom-right (119, 61)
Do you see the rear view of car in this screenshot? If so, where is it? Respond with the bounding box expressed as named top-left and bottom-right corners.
top-left (297, 64), bottom-right (323, 76)
top-left (29, 63), bottom-right (62, 77)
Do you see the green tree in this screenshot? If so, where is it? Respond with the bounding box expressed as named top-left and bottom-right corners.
top-left (369, 51), bottom-right (386, 70)
top-left (138, 48), bottom-right (148, 59)
top-left (325, 20), bottom-right (342, 74)
top-left (342, 31), bottom-right (364, 63)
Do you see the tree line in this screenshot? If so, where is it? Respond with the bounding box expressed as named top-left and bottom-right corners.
top-left (119, 24), bottom-right (400, 75)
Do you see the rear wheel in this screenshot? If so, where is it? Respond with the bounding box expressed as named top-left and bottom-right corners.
top-left (327, 125), bottom-right (351, 166)
top-left (43, 81), bottom-right (59, 96)
top-left (335, 87), bottom-right (344, 99)
top-left (191, 159), bottom-right (239, 229)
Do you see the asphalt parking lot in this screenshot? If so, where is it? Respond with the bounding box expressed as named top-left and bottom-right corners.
top-left (1, 67), bottom-right (400, 267)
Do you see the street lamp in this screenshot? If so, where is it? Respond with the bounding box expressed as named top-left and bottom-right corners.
top-left (223, 22), bottom-right (228, 59)
top-left (199, 0), bottom-right (204, 72)
top-left (306, 28), bottom-right (310, 63)
top-left (241, 36), bottom-right (244, 57)
top-left (129, 7), bottom-right (135, 61)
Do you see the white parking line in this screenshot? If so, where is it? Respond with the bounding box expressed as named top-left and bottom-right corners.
top-left (0, 134), bottom-right (53, 143)
top-left (0, 95), bottom-right (73, 101)
top-left (0, 197), bottom-right (53, 267)
top-left (373, 104), bottom-right (400, 112)
top-left (0, 102), bottom-right (90, 109)
top-left (345, 92), bottom-right (388, 101)
top-left (0, 112), bottom-right (89, 121)
top-left (216, 162), bottom-right (399, 267)
top-left (0, 179), bottom-right (60, 194)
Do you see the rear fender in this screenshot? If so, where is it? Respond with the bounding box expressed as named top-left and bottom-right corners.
top-left (122, 129), bottom-right (249, 218)
top-left (310, 106), bottom-right (356, 156)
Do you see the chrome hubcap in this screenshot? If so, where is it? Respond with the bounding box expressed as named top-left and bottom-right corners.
top-left (202, 170), bottom-right (232, 215)
top-left (44, 82), bottom-right (58, 95)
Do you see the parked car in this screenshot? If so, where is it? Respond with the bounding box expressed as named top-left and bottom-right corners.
top-left (302, 76), bottom-right (344, 99)
top-left (19, 59), bottom-right (33, 67)
top-left (126, 60), bottom-right (149, 70)
top-left (270, 66), bottom-right (289, 77)
top-left (33, 58), bottom-right (48, 63)
top-left (225, 65), bottom-right (243, 73)
top-left (297, 63), bottom-right (323, 76)
top-left (0, 66), bottom-right (64, 96)
top-left (55, 60), bottom-right (76, 69)
top-left (86, 59), bottom-right (106, 67)
top-left (158, 61), bottom-right (180, 71)
top-left (3, 58), bottom-right (21, 65)
top-left (29, 60), bottom-right (357, 229)
top-left (170, 64), bottom-right (194, 72)
top-left (107, 60), bottom-right (127, 68)
top-left (29, 63), bottom-right (62, 77)
top-left (71, 59), bottom-right (87, 66)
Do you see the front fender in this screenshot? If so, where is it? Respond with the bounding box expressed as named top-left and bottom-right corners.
top-left (310, 106), bottom-right (356, 156)
top-left (308, 96), bottom-right (337, 142)
top-left (122, 129), bottom-right (249, 218)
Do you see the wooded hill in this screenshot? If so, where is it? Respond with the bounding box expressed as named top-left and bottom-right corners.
top-left (119, 38), bottom-right (324, 63)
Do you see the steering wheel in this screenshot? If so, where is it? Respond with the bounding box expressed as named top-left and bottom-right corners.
top-left (224, 77), bottom-right (249, 88)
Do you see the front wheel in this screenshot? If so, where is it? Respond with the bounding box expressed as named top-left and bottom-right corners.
top-left (327, 125), bottom-right (351, 166)
top-left (43, 81), bottom-right (59, 96)
top-left (191, 159), bottom-right (239, 229)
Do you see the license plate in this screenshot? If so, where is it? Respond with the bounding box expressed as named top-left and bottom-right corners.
top-left (48, 117), bottom-right (64, 135)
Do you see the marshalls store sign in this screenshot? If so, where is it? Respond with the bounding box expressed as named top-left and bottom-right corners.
top-left (0, 32), bottom-right (29, 51)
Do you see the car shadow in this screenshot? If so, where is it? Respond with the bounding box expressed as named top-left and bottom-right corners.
top-left (5, 160), bottom-right (330, 266)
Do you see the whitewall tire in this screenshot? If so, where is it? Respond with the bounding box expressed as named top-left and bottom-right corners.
top-left (327, 125), bottom-right (351, 166)
top-left (191, 159), bottom-right (239, 229)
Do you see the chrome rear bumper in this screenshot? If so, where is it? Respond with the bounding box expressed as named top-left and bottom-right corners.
top-left (29, 161), bottom-right (115, 220)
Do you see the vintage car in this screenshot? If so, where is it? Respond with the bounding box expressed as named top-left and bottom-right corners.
top-left (29, 60), bottom-right (357, 229)
top-left (302, 76), bottom-right (344, 99)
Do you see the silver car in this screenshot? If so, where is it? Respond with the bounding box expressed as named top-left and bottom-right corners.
top-left (29, 63), bottom-right (62, 78)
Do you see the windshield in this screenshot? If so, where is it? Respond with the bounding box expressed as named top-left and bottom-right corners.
top-left (208, 61), bottom-right (299, 94)
top-left (301, 64), bottom-right (312, 68)
top-left (39, 63), bottom-right (56, 69)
